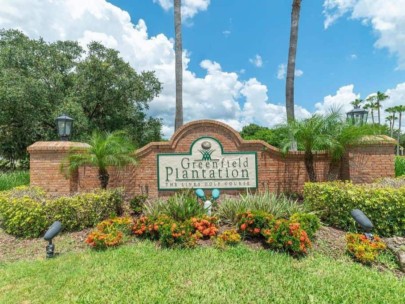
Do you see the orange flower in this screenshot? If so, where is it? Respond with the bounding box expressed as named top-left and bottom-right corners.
top-left (240, 223), bottom-right (247, 231)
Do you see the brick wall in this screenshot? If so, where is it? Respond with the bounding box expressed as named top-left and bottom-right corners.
top-left (28, 120), bottom-right (397, 198)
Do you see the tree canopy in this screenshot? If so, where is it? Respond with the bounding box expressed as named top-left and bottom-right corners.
top-left (0, 29), bottom-right (162, 164)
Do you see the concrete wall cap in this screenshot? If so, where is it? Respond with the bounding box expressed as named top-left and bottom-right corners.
top-left (27, 141), bottom-right (90, 153)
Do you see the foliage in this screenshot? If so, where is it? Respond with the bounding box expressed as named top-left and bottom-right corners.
top-left (62, 130), bottom-right (137, 189)
top-left (189, 216), bottom-right (219, 238)
top-left (96, 217), bottom-right (133, 236)
top-left (239, 124), bottom-right (289, 148)
top-left (129, 194), bottom-right (148, 215)
top-left (0, 170), bottom-right (29, 191)
top-left (346, 233), bottom-right (386, 265)
top-left (395, 156), bottom-right (405, 176)
top-left (144, 190), bottom-right (205, 222)
top-left (0, 186), bottom-right (123, 238)
top-left (289, 212), bottom-right (320, 239)
top-left (237, 211), bottom-right (274, 237)
top-left (304, 181), bottom-right (405, 237)
top-left (262, 220), bottom-right (312, 256)
top-left (0, 29), bottom-right (162, 163)
top-left (216, 191), bottom-right (302, 224)
top-left (85, 229), bottom-right (123, 250)
top-left (158, 220), bottom-right (198, 249)
top-left (133, 215), bottom-right (198, 248)
top-left (214, 229), bottom-right (241, 249)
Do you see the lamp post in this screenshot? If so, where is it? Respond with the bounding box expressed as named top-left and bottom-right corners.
top-left (55, 114), bottom-right (73, 141)
top-left (346, 106), bottom-right (368, 126)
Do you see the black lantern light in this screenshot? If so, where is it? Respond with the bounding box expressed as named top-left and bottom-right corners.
top-left (56, 114), bottom-right (73, 141)
top-left (346, 106), bottom-right (368, 126)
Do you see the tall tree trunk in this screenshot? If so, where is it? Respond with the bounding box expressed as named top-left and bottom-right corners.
top-left (391, 112), bottom-right (396, 138)
top-left (98, 168), bottom-right (110, 189)
top-left (397, 111), bottom-right (402, 155)
top-left (371, 109), bottom-right (375, 124)
top-left (377, 104), bottom-right (381, 125)
top-left (286, 0), bottom-right (301, 122)
top-left (327, 159), bottom-right (341, 181)
top-left (174, 0), bottom-right (183, 131)
top-left (304, 151), bottom-right (317, 182)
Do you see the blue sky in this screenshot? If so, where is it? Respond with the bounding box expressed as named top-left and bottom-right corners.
top-left (0, 0), bottom-right (404, 136)
top-left (114, 0), bottom-right (403, 111)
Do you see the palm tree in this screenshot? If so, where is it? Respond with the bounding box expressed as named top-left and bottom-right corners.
top-left (364, 97), bottom-right (377, 124)
top-left (285, 0), bottom-right (302, 122)
top-left (386, 107), bottom-right (397, 137)
top-left (350, 98), bottom-right (363, 108)
top-left (375, 91), bottom-right (389, 124)
top-left (394, 105), bottom-right (405, 155)
top-left (281, 112), bottom-right (340, 182)
top-left (174, 0), bottom-right (183, 131)
top-left (62, 131), bottom-right (137, 189)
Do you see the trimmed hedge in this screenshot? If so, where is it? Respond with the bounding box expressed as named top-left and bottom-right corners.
top-left (304, 181), bottom-right (405, 237)
top-left (0, 187), bottom-right (124, 238)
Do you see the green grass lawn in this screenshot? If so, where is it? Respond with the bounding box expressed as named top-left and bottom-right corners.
top-left (0, 170), bottom-right (29, 191)
top-left (0, 241), bottom-right (404, 304)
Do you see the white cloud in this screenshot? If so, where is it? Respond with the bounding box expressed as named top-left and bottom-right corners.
top-left (249, 54), bottom-right (263, 68)
top-left (222, 30), bottom-right (231, 37)
top-left (277, 64), bottom-right (304, 80)
top-left (153, 0), bottom-right (210, 20)
top-left (349, 53), bottom-right (358, 60)
top-left (315, 84), bottom-right (359, 115)
top-left (324, 0), bottom-right (405, 69)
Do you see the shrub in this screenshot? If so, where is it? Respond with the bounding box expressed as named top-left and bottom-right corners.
top-left (129, 194), bottom-right (147, 215)
top-left (346, 233), bottom-right (386, 264)
top-left (0, 171), bottom-right (30, 191)
top-left (144, 190), bottom-right (205, 221)
top-left (133, 215), bottom-right (198, 248)
top-left (97, 217), bottom-right (133, 236)
top-left (158, 219), bottom-right (197, 249)
top-left (132, 215), bottom-right (171, 240)
top-left (237, 211), bottom-right (274, 237)
top-left (85, 229), bottom-right (123, 250)
top-left (215, 229), bottom-right (241, 249)
top-left (262, 220), bottom-right (311, 256)
top-left (0, 187), bottom-right (124, 238)
top-left (217, 191), bottom-right (302, 224)
top-left (289, 213), bottom-right (320, 239)
top-left (189, 216), bottom-right (218, 238)
top-left (304, 182), bottom-right (405, 237)
top-left (395, 156), bottom-right (405, 177)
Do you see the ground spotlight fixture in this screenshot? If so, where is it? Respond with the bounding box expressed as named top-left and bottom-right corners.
top-left (350, 209), bottom-right (374, 239)
top-left (44, 221), bottom-right (63, 258)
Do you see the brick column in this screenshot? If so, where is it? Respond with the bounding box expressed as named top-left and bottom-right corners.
top-left (341, 135), bottom-right (396, 184)
top-left (27, 141), bottom-right (90, 196)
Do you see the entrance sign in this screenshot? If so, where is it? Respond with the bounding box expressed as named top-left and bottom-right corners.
top-left (157, 137), bottom-right (258, 190)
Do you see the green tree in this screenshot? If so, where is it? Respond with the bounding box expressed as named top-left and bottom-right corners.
top-left (385, 106), bottom-right (397, 137)
top-left (281, 112), bottom-right (340, 182)
top-left (63, 131), bottom-right (137, 189)
top-left (350, 98), bottom-right (363, 108)
top-left (364, 97), bottom-right (377, 124)
top-left (393, 105), bottom-right (405, 155)
top-left (281, 112), bottom-right (383, 182)
top-left (174, 0), bottom-right (183, 131)
top-left (0, 29), bottom-right (162, 163)
top-left (240, 124), bottom-right (289, 149)
top-left (285, 0), bottom-right (302, 122)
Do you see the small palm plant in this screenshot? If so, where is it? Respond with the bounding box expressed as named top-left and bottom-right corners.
top-left (62, 131), bottom-right (137, 189)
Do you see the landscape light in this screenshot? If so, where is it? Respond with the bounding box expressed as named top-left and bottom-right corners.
top-left (55, 114), bottom-right (74, 141)
top-left (346, 106), bottom-right (368, 126)
top-left (350, 209), bottom-right (374, 238)
top-left (44, 221), bottom-right (63, 258)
